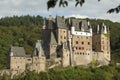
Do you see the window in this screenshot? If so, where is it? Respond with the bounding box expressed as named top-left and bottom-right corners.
top-left (82, 47), bottom-right (84, 50)
top-left (28, 59), bottom-right (31, 61)
top-left (83, 53), bottom-right (84, 55)
top-left (76, 47), bottom-right (78, 50)
top-left (102, 41), bottom-right (104, 44)
top-left (82, 42), bottom-right (84, 45)
top-left (88, 42), bottom-right (90, 45)
top-left (80, 53), bottom-right (82, 55)
top-left (76, 41), bottom-right (78, 44)
top-left (79, 47), bottom-right (81, 50)
top-left (61, 36), bottom-right (62, 39)
top-left (64, 36), bottom-right (66, 39)
top-left (103, 46), bottom-right (104, 50)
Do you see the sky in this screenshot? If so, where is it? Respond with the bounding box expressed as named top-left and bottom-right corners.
top-left (0, 0), bottom-right (120, 22)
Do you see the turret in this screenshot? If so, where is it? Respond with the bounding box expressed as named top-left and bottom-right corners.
top-left (87, 21), bottom-right (90, 26)
top-left (87, 21), bottom-right (92, 35)
top-left (89, 26), bottom-right (92, 35)
top-left (101, 23), bottom-right (107, 34)
top-left (68, 18), bottom-right (71, 26)
top-left (102, 23), bottom-right (107, 34)
top-left (71, 26), bottom-right (75, 34)
top-left (42, 18), bottom-right (46, 29)
top-left (107, 26), bottom-right (110, 33)
top-left (104, 25), bottom-right (107, 34)
top-left (81, 23), bottom-right (84, 31)
top-left (34, 40), bottom-right (44, 58)
top-left (97, 25), bottom-right (99, 34)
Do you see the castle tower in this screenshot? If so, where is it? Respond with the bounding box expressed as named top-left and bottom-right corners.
top-left (61, 42), bottom-right (70, 67)
top-left (56, 16), bottom-right (68, 45)
top-left (92, 23), bottom-right (110, 64)
top-left (70, 19), bottom-right (92, 66)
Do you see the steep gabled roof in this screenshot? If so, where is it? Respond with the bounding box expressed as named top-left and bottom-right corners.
top-left (71, 19), bottom-right (89, 31)
top-left (56, 16), bottom-right (68, 29)
top-left (45, 18), bottom-right (57, 30)
top-left (33, 40), bottom-right (45, 57)
top-left (10, 46), bottom-right (26, 57)
top-left (50, 30), bottom-right (57, 45)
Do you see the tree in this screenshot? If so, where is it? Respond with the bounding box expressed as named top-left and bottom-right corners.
top-left (47, 0), bottom-right (120, 13)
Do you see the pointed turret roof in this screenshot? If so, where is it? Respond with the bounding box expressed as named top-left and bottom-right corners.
top-left (50, 31), bottom-right (57, 45)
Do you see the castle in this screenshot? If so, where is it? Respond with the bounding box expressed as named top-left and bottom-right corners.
top-left (7, 16), bottom-right (111, 73)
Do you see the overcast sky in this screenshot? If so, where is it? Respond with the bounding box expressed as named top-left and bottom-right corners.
top-left (0, 0), bottom-right (120, 22)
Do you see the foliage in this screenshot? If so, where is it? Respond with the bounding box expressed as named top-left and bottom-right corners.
top-left (6, 65), bottom-right (119, 80)
top-left (0, 15), bottom-right (43, 69)
top-left (108, 5), bottom-right (120, 13)
top-left (47, 0), bottom-right (120, 13)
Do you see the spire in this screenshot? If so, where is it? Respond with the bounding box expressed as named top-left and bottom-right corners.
top-left (88, 21), bottom-right (90, 26)
top-left (101, 22), bottom-right (107, 34)
top-left (107, 26), bottom-right (110, 33)
top-left (101, 23), bottom-right (105, 33)
top-left (102, 22), bottom-right (105, 26)
top-left (34, 40), bottom-right (44, 57)
top-left (42, 18), bottom-right (46, 29)
top-left (69, 18), bottom-right (71, 25)
top-left (50, 31), bottom-right (57, 45)
top-left (81, 23), bottom-right (84, 31)
top-left (97, 25), bottom-right (99, 34)
top-left (89, 26), bottom-right (92, 35)
top-left (104, 25), bottom-right (107, 34)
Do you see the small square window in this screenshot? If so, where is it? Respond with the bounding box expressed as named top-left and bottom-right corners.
top-left (61, 36), bottom-right (62, 39)
top-left (82, 42), bottom-right (84, 45)
top-left (88, 42), bottom-right (90, 45)
top-left (64, 36), bottom-right (66, 39)
top-left (76, 41), bottom-right (78, 44)
top-left (82, 47), bottom-right (84, 50)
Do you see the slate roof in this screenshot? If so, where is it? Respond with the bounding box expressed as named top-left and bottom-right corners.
top-left (56, 16), bottom-right (68, 29)
top-left (33, 40), bottom-right (45, 57)
top-left (10, 46), bottom-right (26, 57)
top-left (93, 23), bottom-right (106, 34)
top-left (50, 30), bottom-right (57, 45)
top-left (45, 19), bottom-right (57, 30)
top-left (71, 19), bottom-right (89, 31)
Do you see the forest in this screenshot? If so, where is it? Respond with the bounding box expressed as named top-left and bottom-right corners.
top-left (0, 15), bottom-right (120, 79)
